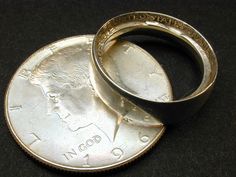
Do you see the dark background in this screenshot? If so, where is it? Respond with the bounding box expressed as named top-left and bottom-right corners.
top-left (0, 0), bottom-right (235, 177)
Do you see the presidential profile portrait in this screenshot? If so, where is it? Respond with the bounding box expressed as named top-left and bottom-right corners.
top-left (28, 45), bottom-right (118, 144)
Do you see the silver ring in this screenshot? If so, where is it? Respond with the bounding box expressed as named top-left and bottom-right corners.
top-left (92, 11), bottom-right (218, 124)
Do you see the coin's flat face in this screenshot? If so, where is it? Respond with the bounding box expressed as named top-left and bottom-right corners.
top-left (5, 35), bottom-right (171, 172)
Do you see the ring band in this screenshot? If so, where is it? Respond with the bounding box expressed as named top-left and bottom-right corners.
top-left (89, 40), bottom-right (173, 128)
top-left (92, 11), bottom-right (218, 124)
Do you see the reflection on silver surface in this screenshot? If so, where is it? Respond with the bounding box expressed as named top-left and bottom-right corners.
top-left (5, 35), bottom-right (172, 171)
top-left (102, 40), bottom-right (172, 102)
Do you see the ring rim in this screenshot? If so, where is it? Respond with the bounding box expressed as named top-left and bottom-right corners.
top-left (92, 11), bottom-right (218, 104)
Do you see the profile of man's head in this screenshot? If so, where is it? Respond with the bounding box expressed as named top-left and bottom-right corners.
top-left (29, 46), bottom-right (96, 131)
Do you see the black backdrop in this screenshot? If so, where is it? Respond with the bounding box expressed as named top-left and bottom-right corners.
top-left (0, 1), bottom-right (235, 177)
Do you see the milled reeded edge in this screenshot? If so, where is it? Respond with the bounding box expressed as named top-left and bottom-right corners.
top-left (4, 35), bottom-right (166, 172)
top-left (92, 11), bottom-right (218, 104)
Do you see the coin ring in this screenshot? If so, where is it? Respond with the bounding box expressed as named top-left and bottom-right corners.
top-left (92, 11), bottom-right (218, 124)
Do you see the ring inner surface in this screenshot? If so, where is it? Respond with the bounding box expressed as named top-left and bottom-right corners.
top-left (118, 34), bottom-right (203, 99)
top-left (93, 12), bottom-right (217, 103)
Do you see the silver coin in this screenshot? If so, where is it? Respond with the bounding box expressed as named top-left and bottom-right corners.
top-left (5, 35), bottom-right (172, 172)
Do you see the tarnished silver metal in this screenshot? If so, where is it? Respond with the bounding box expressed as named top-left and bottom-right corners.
top-left (92, 11), bottom-right (218, 124)
top-left (5, 35), bottom-right (173, 172)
